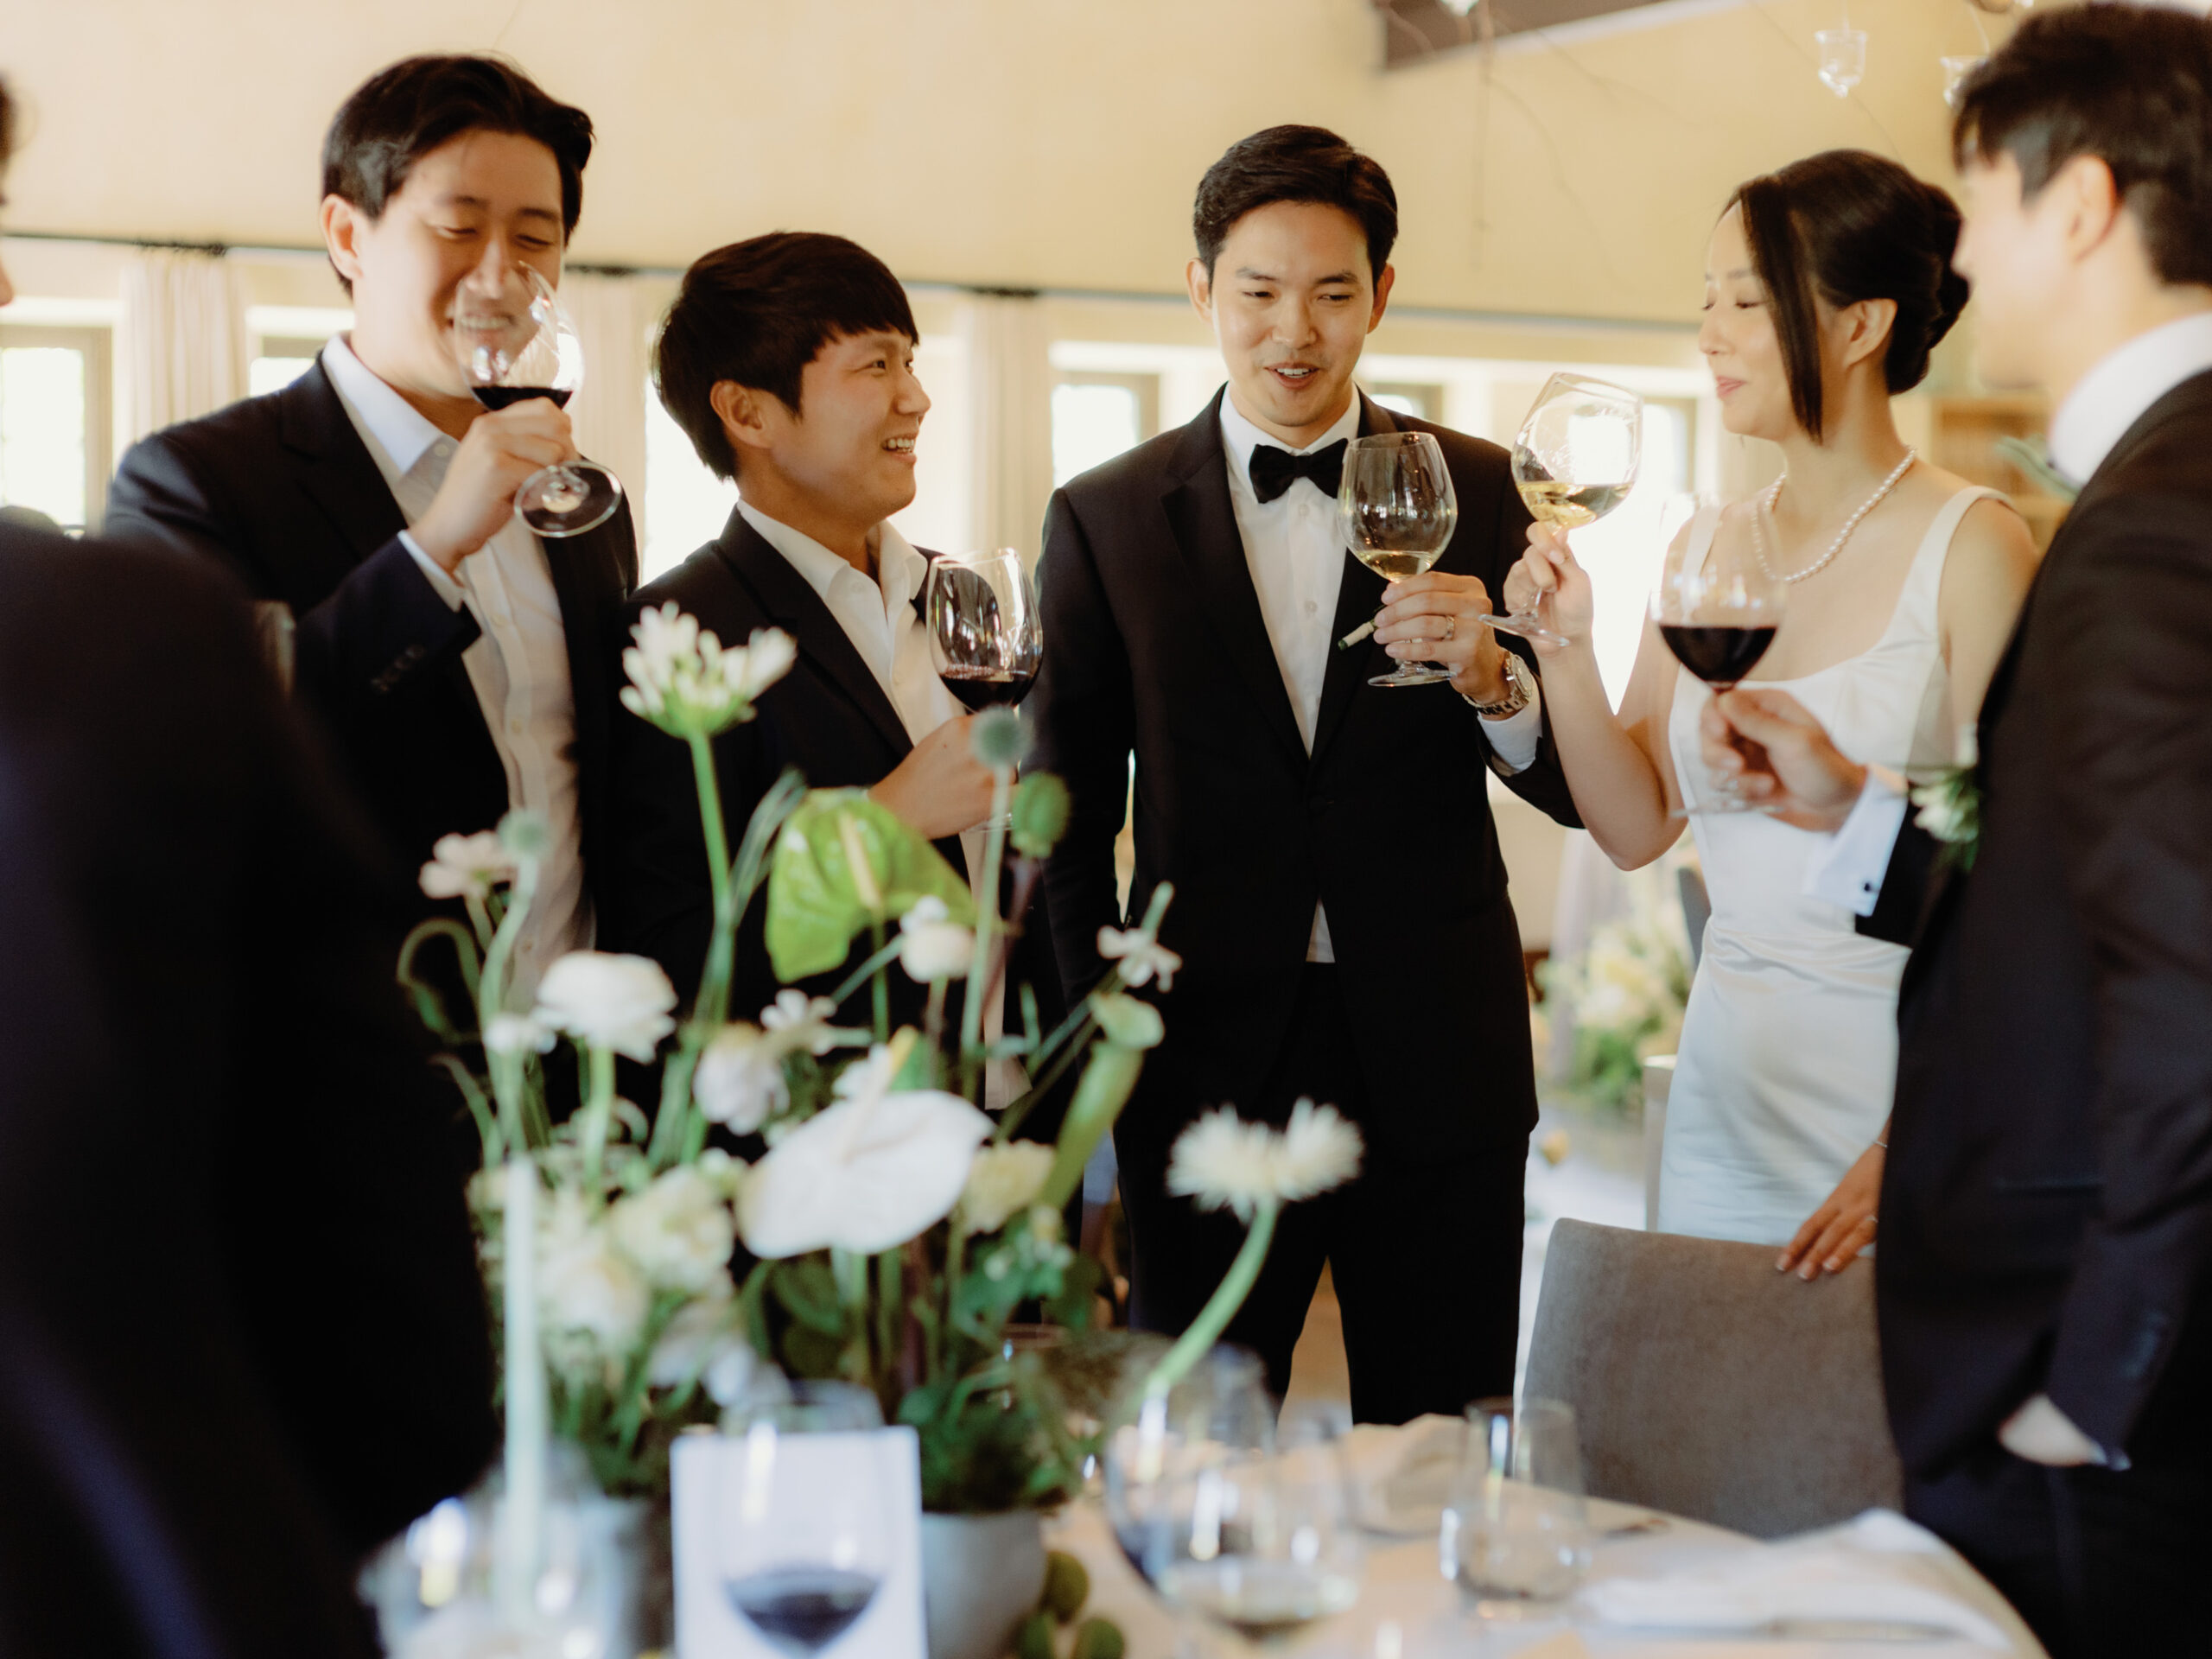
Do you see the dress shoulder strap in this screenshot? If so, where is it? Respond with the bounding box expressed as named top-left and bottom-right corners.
top-left (1683, 500), bottom-right (1725, 578)
top-left (1896, 485), bottom-right (2011, 635)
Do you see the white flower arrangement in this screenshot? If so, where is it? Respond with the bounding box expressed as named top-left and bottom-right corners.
top-left (1097, 925), bottom-right (1182, 990)
top-left (618, 603), bottom-right (798, 740)
top-left (531, 952), bottom-right (679, 1064)
top-left (958, 1140), bottom-right (1058, 1235)
top-left (899, 894), bottom-right (975, 982)
top-left (420, 830), bottom-right (517, 901)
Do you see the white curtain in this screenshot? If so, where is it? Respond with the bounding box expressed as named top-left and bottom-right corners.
top-left (959, 291), bottom-right (1054, 562)
top-left (561, 270), bottom-right (653, 550)
top-left (121, 249), bottom-right (248, 443)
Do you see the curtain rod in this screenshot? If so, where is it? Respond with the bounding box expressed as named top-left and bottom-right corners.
top-left (0, 228), bottom-right (1698, 336)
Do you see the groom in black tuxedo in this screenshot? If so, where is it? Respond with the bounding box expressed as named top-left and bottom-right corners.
top-left (1705, 10), bottom-right (2212, 1650)
top-left (105, 56), bottom-right (636, 999)
top-left (1029, 127), bottom-right (1580, 1423)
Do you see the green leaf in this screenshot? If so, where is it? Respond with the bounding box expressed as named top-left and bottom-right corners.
top-left (765, 791), bottom-right (976, 981)
top-left (769, 1257), bottom-right (846, 1337)
top-left (1009, 772), bottom-right (1071, 859)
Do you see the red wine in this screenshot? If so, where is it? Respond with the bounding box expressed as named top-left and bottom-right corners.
top-left (724, 1566), bottom-right (880, 1652)
top-left (1660, 624), bottom-right (1777, 690)
top-left (471, 385), bottom-right (572, 412)
top-left (940, 664), bottom-right (1036, 711)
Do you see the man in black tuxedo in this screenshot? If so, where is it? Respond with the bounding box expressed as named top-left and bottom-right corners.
top-left (1028, 127), bottom-right (1580, 1422)
top-left (606, 232), bottom-right (1052, 1058)
top-left (1702, 10), bottom-right (2212, 1650)
top-left (0, 520), bottom-right (497, 1650)
top-left (106, 56), bottom-right (636, 1002)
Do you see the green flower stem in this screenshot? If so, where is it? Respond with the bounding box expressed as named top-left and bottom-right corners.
top-left (1143, 1201), bottom-right (1279, 1402)
top-left (993, 1009), bottom-right (1098, 1145)
top-left (874, 1249), bottom-right (901, 1405)
top-left (478, 853), bottom-right (540, 1151)
top-left (579, 1040), bottom-right (616, 1187)
top-left (688, 733), bottom-right (736, 1027)
top-left (1038, 1040), bottom-right (1142, 1212)
top-left (869, 919), bottom-right (890, 1043)
top-left (830, 933), bottom-right (907, 1009)
top-left (958, 766), bottom-right (1014, 1064)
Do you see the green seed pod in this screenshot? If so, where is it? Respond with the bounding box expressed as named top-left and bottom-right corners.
top-left (969, 704), bottom-right (1029, 771)
top-left (1071, 1617), bottom-right (1126, 1659)
top-left (1010, 771), bottom-right (1072, 859)
top-left (1013, 1610), bottom-right (1055, 1659)
top-left (1042, 1549), bottom-right (1089, 1622)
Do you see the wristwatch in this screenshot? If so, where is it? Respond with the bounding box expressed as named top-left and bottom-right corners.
top-left (1464, 649), bottom-right (1536, 720)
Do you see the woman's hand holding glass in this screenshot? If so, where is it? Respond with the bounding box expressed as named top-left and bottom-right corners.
top-left (1502, 522), bottom-right (1598, 658)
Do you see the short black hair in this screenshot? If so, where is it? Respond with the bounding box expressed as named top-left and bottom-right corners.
top-left (1193, 124), bottom-right (1398, 282)
top-left (1729, 150), bottom-right (1967, 443)
top-left (653, 232), bottom-right (919, 482)
top-left (1953, 4), bottom-right (2212, 290)
top-left (0, 79), bottom-right (16, 175)
top-left (322, 55), bottom-right (594, 289)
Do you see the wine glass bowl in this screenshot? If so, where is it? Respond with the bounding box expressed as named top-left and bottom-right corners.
top-left (1651, 500), bottom-right (1786, 817)
top-left (925, 549), bottom-right (1043, 712)
top-left (1337, 431), bottom-right (1460, 689)
top-left (1484, 372), bottom-right (1644, 647)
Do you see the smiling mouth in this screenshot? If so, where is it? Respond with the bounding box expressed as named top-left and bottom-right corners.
top-left (883, 435), bottom-right (916, 455)
top-left (1714, 378), bottom-right (1745, 397)
top-left (1268, 364), bottom-right (1323, 388)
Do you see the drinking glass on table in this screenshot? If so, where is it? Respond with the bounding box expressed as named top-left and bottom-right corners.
top-left (1650, 505), bottom-right (1786, 817)
top-left (1443, 1396), bottom-right (1592, 1623)
top-left (448, 262), bottom-right (623, 537)
top-left (1337, 431), bottom-right (1459, 688)
top-left (714, 1381), bottom-right (889, 1656)
top-left (1482, 372), bottom-right (1643, 646)
top-left (925, 548), bottom-right (1042, 711)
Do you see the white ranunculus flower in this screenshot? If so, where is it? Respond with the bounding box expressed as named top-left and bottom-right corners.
top-left (959, 1141), bottom-right (1057, 1234)
top-left (760, 988), bottom-right (866, 1056)
top-left (611, 1166), bottom-right (738, 1295)
top-left (1098, 925), bottom-right (1182, 990)
top-left (532, 951), bottom-right (678, 1061)
top-left (898, 895), bottom-right (974, 983)
top-left (739, 1047), bottom-right (994, 1257)
top-left (537, 1192), bottom-right (650, 1352)
top-left (695, 1022), bottom-right (786, 1134)
top-left (419, 830), bottom-right (516, 900)
top-left (1166, 1098), bottom-right (1363, 1221)
top-left (483, 1012), bottom-right (556, 1057)
top-left (644, 1274), bottom-right (747, 1389)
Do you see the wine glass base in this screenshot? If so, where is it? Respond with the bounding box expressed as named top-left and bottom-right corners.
top-left (1476, 611), bottom-right (1568, 650)
top-left (1368, 664), bottom-right (1457, 688)
top-left (518, 462), bottom-right (622, 539)
top-left (1669, 798), bottom-right (1770, 818)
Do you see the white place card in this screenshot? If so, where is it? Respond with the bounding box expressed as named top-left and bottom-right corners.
top-left (671, 1426), bottom-right (925, 1659)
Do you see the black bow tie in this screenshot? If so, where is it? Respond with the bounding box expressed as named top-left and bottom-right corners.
top-left (1248, 439), bottom-right (1348, 505)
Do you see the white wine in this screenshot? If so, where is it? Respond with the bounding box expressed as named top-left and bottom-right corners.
top-left (1351, 547), bottom-right (1440, 582)
top-left (1516, 476), bottom-right (1630, 530)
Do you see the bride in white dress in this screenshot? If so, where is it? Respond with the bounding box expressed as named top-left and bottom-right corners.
top-left (1503, 150), bottom-right (2037, 1273)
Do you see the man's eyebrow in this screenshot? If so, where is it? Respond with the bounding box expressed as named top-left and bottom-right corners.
top-left (433, 194), bottom-right (561, 226)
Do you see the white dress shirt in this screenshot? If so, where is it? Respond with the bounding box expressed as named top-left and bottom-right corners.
top-left (321, 336), bottom-right (589, 995)
top-left (1218, 394), bottom-right (1543, 962)
top-left (1805, 310), bottom-right (2212, 915)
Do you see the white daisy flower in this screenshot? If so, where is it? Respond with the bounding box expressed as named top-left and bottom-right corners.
top-left (419, 830), bottom-right (515, 900)
top-left (760, 988), bottom-right (865, 1056)
top-left (1166, 1099), bottom-right (1363, 1221)
top-left (1098, 925), bottom-right (1182, 990)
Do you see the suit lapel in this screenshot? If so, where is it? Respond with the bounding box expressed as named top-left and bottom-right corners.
top-left (1158, 391), bottom-right (1308, 766)
top-left (714, 508), bottom-right (914, 758)
top-left (1309, 395), bottom-right (1397, 769)
top-left (278, 363), bottom-right (412, 579)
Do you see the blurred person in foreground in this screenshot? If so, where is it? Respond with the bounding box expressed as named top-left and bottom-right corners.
top-left (0, 79), bottom-right (495, 1656)
top-left (1699, 9), bottom-right (2212, 1651)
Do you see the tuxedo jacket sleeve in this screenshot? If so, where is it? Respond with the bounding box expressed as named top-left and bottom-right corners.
top-left (1856, 818), bottom-right (1942, 948)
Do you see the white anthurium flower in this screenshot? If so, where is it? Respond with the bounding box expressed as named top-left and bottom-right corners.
top-left (738, 1047), bottom-right (994, 1258)
top-left (419, 830), bottom-right (515, 900)
top-left (620, 603), bottom-right (798, 736)
top-left (532, 951), bottom-right (678, 1062)
top-left (537, 1192), bottom-right (650, 1353)
top-left (1098, 925), bottom-right (1182, 990)
top-left (694, 1022), bottom-right (786, 1134)
top-left (483, 1012), bottom-right (556, 1057)
top-left (611, 1166), bottom-right (739, 1295)
top-left (760, 988), bottom-right (867, 1057)
top-left (959, 1141), bottom-right (1057, 1234)
top-left (1166, 1098), bottom-right (1364, 1222)
top-left (898, 894), bottom-right (975, 983)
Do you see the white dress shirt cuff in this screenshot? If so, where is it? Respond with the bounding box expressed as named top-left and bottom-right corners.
top-left (400, 531), bottom-right (468, 612)
top-left (1479, 687), bottom-right (1544, 777)
top-left (1802, 764), bottom-right (1909, 917)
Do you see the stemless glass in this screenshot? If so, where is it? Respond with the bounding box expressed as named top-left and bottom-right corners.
top-left (1443, 1397), bottom-right (1591, 1624)
top-left (714, 1382), bottom-right (890, 1656)
top-left (448, 262), bottom-right (623, 538)
top-left (925, 548), bottom-right (1043, 712)
top-left (1651, 504), bottom-right (1786, 817)
top-left (1337, 431), bottom-right (1459, 688)
top-left (1483, 372), bottom-right (1643, 647)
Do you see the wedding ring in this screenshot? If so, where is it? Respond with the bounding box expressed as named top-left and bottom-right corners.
top-left (1442, 616), bottom-right (1457, 643)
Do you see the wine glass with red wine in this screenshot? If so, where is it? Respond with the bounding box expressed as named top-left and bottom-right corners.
top-left (925, 549), bottom-right (1043, 712)
top-left (1651, 503), bottom-right (1786, 816)
top-left (448, 263), bottom-right (622, 538)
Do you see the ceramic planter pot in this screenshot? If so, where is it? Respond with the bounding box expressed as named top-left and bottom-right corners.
top-left (919, 1510), bottom-right (1046, 1659)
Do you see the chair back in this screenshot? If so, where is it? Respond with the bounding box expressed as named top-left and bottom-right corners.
top-left (1523, 1219), bottom-right (1903, 1538)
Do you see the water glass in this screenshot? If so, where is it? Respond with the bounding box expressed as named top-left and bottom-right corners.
top-left (1443, 1397), bottom-right (1591, 1621)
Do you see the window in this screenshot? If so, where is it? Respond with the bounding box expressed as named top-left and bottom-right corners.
top-left (1364, 380), bottom-right (1444, 422)
top-left (0, 323), bottom-right (112, 533)
top-left (250, 334), bottom-right (327, 397)
top-left (642, 380), bottom-right (736, 582)
top-left (1052, 371), bottom-right (1159, 486)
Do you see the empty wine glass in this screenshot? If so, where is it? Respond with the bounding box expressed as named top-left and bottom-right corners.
top-left (1816, 28), bottom-right (1867, 98)
top-left (1443, 1397), bottom-right (1590, 1624)
top-left (715, 1382), bottom-right (890, 1656)
top-left (925, 549), bottom-right (1043, 713)
top-left (1337, 431), bottom-right (1459, 689)
top-left (1651, 501), bottom-right (1787, 817)
top-left (448, 262), bottom-right (623, 537)
top-left (1484, 373), bottom-right (1643, 647)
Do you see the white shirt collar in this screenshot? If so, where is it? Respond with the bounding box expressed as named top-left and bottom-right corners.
top-left (735, 498), bottom-right (926, 613)
top-left (1219, 389), bottom-right (1364, 500)
top-left (2049, 311), bottom-right (2212, 486)
top-left (321, 334), bottom-right (447, 477)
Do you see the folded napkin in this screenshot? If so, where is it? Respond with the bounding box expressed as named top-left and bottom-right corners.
top-left (1580, 1509), bottom-right (2012, 1648)
top-left (1344, 1414), bottom-right (1463, 1536)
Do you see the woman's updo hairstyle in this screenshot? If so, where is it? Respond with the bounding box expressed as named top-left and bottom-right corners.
top-left (1728, 149), bottom-right (1968, 442)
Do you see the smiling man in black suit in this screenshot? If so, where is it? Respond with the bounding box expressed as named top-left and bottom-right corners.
top-left (1027, 126), bottom-right (1581, 1423)
top-left (106, 55), bottom-right (636, 1001)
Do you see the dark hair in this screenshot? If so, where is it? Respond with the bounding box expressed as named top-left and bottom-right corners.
top-left (1193, 124), bottom-right (1398, 281)
top-left (0, 79), bottom-right (16, 175)
top-left (322, 54), bottom-right (594, 289)
top-left (1728, 150), bottom-right (1967, 442)
top-left (1954, 4), bottom-right (2212, 290)
top-left (653, 232), bottom-right (919, 481)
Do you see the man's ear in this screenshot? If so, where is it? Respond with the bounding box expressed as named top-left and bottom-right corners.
top-left (1186, 257), bottom-right (1215, 326)
top-left (1368, 262), bottom-right (1397, 333)
top-left (321, 195), bottom-right (367, 289)
top-left (2051, 152), bottom-right (2126, 264)
top-left (710, 380), bottom-right (776, 462)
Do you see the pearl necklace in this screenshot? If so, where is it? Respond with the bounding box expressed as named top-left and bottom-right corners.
top-left (1751, 448), bottom-right (1916, 585)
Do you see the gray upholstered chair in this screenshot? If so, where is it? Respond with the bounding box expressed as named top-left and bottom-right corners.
top-left (1522, 1219), bottom-right (1904, 1539)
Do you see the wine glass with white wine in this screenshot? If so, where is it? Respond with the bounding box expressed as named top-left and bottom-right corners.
top-left (1337, 431), bottom-right (1459, 688)
top-left (1480, 372), bottom-right (1643, 647)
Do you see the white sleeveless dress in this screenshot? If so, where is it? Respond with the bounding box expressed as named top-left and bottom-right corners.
top-left (1656, 486), bottom-right (2004, 1245)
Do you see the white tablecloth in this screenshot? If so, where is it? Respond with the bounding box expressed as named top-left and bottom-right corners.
top-left (1049, 1422), bottom-right (2048, 1659)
